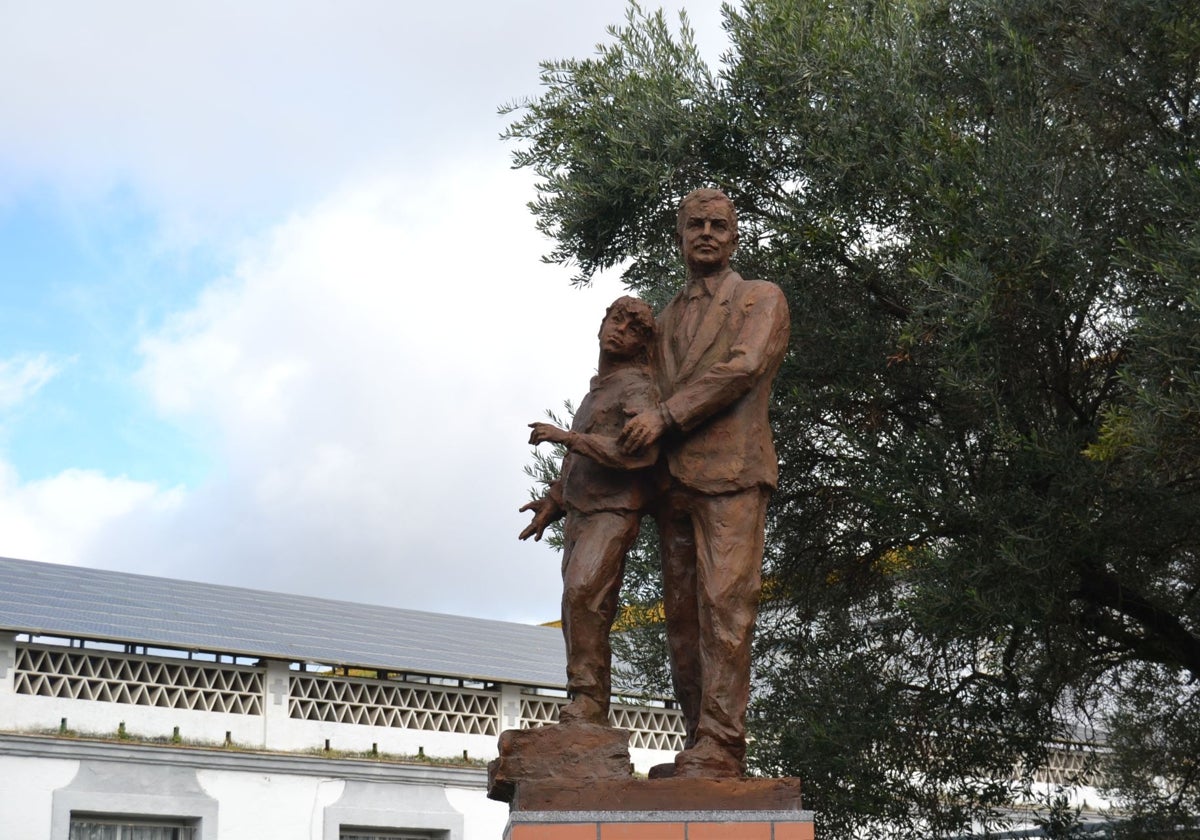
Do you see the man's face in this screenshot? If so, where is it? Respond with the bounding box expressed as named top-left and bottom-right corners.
top-left (599, 308), bottom-right (649, 359)
top-left (678, 199), bottom-right (738, 275)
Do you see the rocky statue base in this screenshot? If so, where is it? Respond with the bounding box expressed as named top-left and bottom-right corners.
top-left (488, 724), bottom-right (812, 839)
top-left (487, 722), bottom-right (633, 803)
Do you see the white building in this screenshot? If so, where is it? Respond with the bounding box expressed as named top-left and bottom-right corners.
top-left (0, 556), bottom-right (683, 840)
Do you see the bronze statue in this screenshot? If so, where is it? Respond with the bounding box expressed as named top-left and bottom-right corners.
top-left (515, 189), bottom-right (789, 782)
top-left (619, 189), bottom-right (790, 778)
top-left (520, 296), bottom-right (661, 726)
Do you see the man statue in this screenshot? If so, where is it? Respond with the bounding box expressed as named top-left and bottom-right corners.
top-left (519, 296), bottom-right (661, 727)
top-left (619, 188), bottom-right (790, 778)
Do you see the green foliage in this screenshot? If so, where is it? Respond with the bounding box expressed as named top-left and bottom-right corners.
top-left (508, 0), bottom-right (1200, 836)
top-left (1104, 665), bottom-right (1200, 833)
top-left (502, 2), bottom-right (716, 296)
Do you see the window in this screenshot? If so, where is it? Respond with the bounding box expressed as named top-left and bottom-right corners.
top-left (340, 831), bottom-right (437, 840)
top-left (69, 816), bottom-right (198, 840)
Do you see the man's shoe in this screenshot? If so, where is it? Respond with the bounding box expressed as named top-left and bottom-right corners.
top-left (557, 695), bottom-right (609, 725)
top-left (673, 739), bottom-right (743, 779)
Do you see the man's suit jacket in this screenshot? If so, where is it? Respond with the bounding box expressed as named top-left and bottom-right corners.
top-left (655, 270), bottom-right (791, 495)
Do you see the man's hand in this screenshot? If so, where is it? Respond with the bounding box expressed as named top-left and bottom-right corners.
top-left (528, 422), bottom-right (570, 446)
top-left (618, 408), bottom-right (668, 455)
top-left (518, 495), bottom-right (562, 541)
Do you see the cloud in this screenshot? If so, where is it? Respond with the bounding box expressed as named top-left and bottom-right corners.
top-left (0, 354), bottom-right (61, 410)
top-left (0, 460), bottom-right (182, 567)
top-left (0, 158), bottom-right (631, 624)
top-left (0, 0), bottom-right (726, 229)
top-left (0, 0), bottom-right (728, 622)
top-left (111, 160), bottom-right (628, 622)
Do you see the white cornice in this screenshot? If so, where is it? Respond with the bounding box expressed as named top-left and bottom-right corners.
top-left (0, 732), bottom-right (488, 788)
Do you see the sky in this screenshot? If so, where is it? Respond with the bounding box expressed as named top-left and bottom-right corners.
top-left (0, 1), bottom-right (730, 624)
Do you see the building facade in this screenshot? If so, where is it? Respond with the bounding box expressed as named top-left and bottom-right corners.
top-left (0, 557), bottom-right (684, 840)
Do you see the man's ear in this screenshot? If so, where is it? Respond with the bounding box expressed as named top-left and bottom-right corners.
top-left (674, 230), bottom-right (683, 248)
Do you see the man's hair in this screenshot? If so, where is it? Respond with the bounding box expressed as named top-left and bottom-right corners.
top-left (676, 188), bottom-right (738, 235)
top-left (603, 295), bottom-right (656, 343)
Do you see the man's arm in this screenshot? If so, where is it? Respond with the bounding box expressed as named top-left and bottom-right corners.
top-left (620, 282), bottom-right (789, 452)
top-left (529, 422), bottom-right (659, 470)
top-left (614, 406), bottom-right (671, 455)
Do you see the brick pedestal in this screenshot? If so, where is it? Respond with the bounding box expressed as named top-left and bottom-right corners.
top-left (505, 808), bottom-right (814, 840)
top-left (502, 777), bottom-right (812, 840)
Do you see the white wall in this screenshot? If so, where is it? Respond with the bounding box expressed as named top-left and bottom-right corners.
top-left (0, 735), bottom-right (509, 840)
top-left (0, 754), bottom-right (80, 840)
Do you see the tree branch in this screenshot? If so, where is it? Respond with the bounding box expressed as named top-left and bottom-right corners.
top-left (1075, 568), bottom-right (1200, 680)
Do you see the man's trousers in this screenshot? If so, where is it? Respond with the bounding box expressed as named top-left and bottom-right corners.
top-left (655, 484), bottom-right (768, 763)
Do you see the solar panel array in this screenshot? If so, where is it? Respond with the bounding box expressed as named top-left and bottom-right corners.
top-left (0, 556), bottom-right (567, 688)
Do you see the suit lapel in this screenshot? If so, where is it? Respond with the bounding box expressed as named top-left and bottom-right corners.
top-left (657, 294), bottom-right (684, 386)
top-left (678, 271), bottom-right (740, 380)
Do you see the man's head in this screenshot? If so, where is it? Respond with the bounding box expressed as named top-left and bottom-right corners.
top-left (599, 296), bottom-right (655, 362)
top-left (676, 189), bottom-right (738, 277)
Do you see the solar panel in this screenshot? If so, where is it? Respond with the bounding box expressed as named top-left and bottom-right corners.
top-left (0, 556), bottom-right (567, 688)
